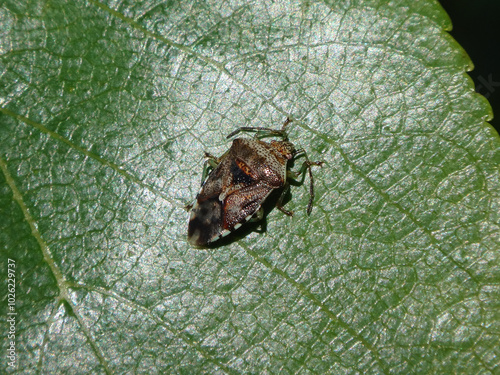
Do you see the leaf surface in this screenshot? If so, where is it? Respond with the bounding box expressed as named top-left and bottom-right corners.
top-left (1, 0), bottom-right (499, 373)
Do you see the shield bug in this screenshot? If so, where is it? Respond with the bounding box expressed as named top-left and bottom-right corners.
top-left (187, 118), bottom-right (322, 247)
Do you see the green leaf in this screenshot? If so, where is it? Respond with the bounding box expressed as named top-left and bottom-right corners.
top-left (1, 0), bottom-right (499, 373)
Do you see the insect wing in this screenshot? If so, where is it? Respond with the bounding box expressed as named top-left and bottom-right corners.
top-left (223, 183), bottom-right (273, 229)
top-left (187, 161), bottom-right (227, 246)
top-left (188, 148), bottom-right (273, 246)
top-left (187, 194), bottom-right (224, 246)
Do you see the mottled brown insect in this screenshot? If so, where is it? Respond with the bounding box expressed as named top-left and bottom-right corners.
top-left (187, 118), bottom-right (322, 247)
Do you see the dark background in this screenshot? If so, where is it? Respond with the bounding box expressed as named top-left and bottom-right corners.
top-left (439, 0), bottom-right (500, 134)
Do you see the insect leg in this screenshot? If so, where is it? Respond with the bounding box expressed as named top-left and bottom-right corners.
top-left (289, 150), bottom-right (324, 215)
top-left (204, 151), bottom-right (221, 166)
top-left (276, 182), bottom-right (294, 216)
top-left (200, 152), bottom-right (221, 185)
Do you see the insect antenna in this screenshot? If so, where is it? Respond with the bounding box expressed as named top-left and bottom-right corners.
top-left (226, 117), bottom-right (293, 140)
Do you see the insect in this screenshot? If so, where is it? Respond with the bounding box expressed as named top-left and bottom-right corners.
top-left (187, 118), bottom-right (322, 247)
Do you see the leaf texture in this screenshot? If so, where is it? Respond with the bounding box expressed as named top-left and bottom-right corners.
top-left (1, 0), bottom-right (499, 373)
